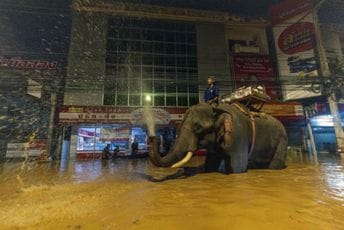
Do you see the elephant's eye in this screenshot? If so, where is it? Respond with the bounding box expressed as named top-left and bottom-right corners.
top-left (193, 123), bottom-right (204, 134)
top-left (193, 122), bottom-right (213, 134)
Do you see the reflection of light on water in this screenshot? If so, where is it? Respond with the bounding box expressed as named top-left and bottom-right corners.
top-left (73, 160), bottom-right (103, 183)
top-left (320, 163), bottom-right (344, 201)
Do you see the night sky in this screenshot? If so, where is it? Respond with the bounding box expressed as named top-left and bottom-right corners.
top-left (0, 0), bottom-right (72, 65)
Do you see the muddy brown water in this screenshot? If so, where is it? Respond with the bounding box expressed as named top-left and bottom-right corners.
top-left (0, 156), bottom-right (343, 229)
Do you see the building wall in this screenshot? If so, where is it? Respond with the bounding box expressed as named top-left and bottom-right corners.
top-left (322, 28), bottom-right (344, 63)
top-left (196, 22), bottom-right (232, 100)
top-left (225, 26), bottom-right (269, 54)
top-left (65, 10), bottom-right (269, 106)
top-left (64, 12), bottom-right (107, 105)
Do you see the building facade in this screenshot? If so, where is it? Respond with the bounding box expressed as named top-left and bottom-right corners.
top-left (60, 1), bottom-right (291, 159)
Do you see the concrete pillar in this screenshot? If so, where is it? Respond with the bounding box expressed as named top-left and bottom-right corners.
top-left (64, 11), bottom-right (107, 105)
top-left (69, 127), bottom-right (79, 159)
top-left (61, 141), bottom-right (71, 160)
top-left (61, 126), bottom-right (72, 160)
top-left (196, 22), bottom-right (232, 100)
top-left (321, 28), bottom-right (344, 63)
top-left (0, 140), bottom-right (8, 161)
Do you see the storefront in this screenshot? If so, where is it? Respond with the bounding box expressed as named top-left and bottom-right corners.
top-left (1, 55), bottom-right (65, 160)
top-left (59, 102), bottom-right (305, 159)
top-left (59, 105), bottom-right (184, 159)
top-left (311, 103), bottom-right (344, 154)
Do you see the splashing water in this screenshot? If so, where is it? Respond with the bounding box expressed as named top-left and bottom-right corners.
top-left (143, 106), bottom-right (155, 136)
top-left (16, 128), bottom-right (39, 187)
top-left (1, 157), bottom-right (344, 229)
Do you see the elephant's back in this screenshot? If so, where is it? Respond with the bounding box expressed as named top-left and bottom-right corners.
top-left (253, 114), bottom-right (287, 157)
top-left (255, 114), bottom-right (286, 137)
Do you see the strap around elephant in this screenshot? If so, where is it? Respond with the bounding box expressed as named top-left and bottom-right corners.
top-left (248, 113), bottom-right (256, 158)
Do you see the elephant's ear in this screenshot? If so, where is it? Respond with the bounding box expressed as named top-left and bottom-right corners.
top-left (216, 113), bottom-right (233, 146)
top-left (189, 104), bottom-right (216, 134)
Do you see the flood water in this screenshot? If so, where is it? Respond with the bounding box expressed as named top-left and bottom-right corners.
top-left (0, 156), bottom-right (343, 229)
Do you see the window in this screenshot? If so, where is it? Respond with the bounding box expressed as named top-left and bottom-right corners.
top-left (104, 17), bottom-right (199, 107)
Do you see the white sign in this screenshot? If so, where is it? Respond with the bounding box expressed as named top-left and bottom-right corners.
top-left (6, 143), bottom-right (28, 158)
top-left (272, 5), bottom-right (321, 100)
top-left (101, 127), bottom-right (130, 139)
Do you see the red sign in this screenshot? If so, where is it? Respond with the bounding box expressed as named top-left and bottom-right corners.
top-left (316, 103), bottom-right (344, 115)
top-left (0, 56), bottom-right (58, 70)
top-left (278, 22), bottom-right (316, 55)
top-left (270, 0), bottom-right (313, 25)
top-left (28, 139), bottom-right (47, 149)
top-left (233, 55), bottom-right (273, 77)
top-left (233, 54), bottom-right (279, 99)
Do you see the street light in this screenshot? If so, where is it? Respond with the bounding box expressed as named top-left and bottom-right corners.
top-left (145, 94), bottom-right (152, 102)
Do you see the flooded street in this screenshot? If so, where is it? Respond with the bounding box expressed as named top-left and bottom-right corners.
top-left (0, 156), bottom-right (343, 229)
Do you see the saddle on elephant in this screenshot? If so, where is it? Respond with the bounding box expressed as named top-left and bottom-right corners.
top-left (221, 86), bottom-right (270, 112)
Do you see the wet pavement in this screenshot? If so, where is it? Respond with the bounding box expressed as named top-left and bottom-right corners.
top-left (0, 155), bottom-right (343, 229)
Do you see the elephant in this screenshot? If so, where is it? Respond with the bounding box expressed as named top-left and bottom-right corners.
top-left (148, 102), bottom-right (287, 175)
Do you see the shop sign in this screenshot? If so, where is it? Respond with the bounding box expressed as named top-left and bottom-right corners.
top-left (233, 55), bottom-right (273, 77)
top-left (79, 129), bottom-right (96, 137)
top-left (316, 103), bottom-right (344, 116)
top-left (101, 127), bottom-right (130, 139)
top-left (6, 140), bottom-right (47, 158)
top-left (278, 22), bottom-right (315, 55)
top-left (270, 0), bottom-right (312, 25)
top-left (59, 106), bottom-right (184, 124)
top-left (271, 0), bottom-right (320, 100)
top-left (130, 108), bottom-right (171, 125)
top-left (0, 56), bottom-right (58, 70)
top-left (233, 54), bottom-right (279, 100)
top-left (261, 102), bottom-right (304, 117)
top-left (6, 143), bottom-right (28, 158)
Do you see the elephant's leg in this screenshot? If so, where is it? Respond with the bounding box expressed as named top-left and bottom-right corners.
top-left (269, 135), bottom-right (287, 169)
top-left (223, 155), bottom-right (232, 174)
top-left (226, 143), bottom-right (249, 173)
top-left (204, 150), bottom-right (222, 172)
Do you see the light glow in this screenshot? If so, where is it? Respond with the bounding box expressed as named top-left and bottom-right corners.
top-left (311, 115), bottom-right (344, 127)
top-left (145, 95), bottom-right (152, 102)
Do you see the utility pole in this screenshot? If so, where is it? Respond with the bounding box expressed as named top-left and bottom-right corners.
top-left (313, 11), bottom-right (344, 155)
top-left (46, 91), bottom-right (57, 160)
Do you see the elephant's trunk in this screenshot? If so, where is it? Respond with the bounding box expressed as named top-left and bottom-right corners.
top-left (148, 127), bottom-right (197, 168)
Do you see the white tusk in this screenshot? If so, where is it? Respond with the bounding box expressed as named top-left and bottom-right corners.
top-left (171, 152), bottom-right (193, 168)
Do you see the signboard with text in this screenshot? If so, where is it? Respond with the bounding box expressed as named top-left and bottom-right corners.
top-left (0, 56), bottom-right (58, 70)
top-left (59, 104), bottom-right (304, 126)
top-left (59, 106), bottom-right (185, 125)
top-left (233, 54), bottom-right (279, 100)
top-left (271, 0), bottom-right (321, 100)
top-left (6, 140), bottom-right (47, 158)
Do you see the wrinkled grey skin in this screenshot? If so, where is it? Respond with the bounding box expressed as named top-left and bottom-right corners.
top-left (148, 103), bottom-right (287, 178)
